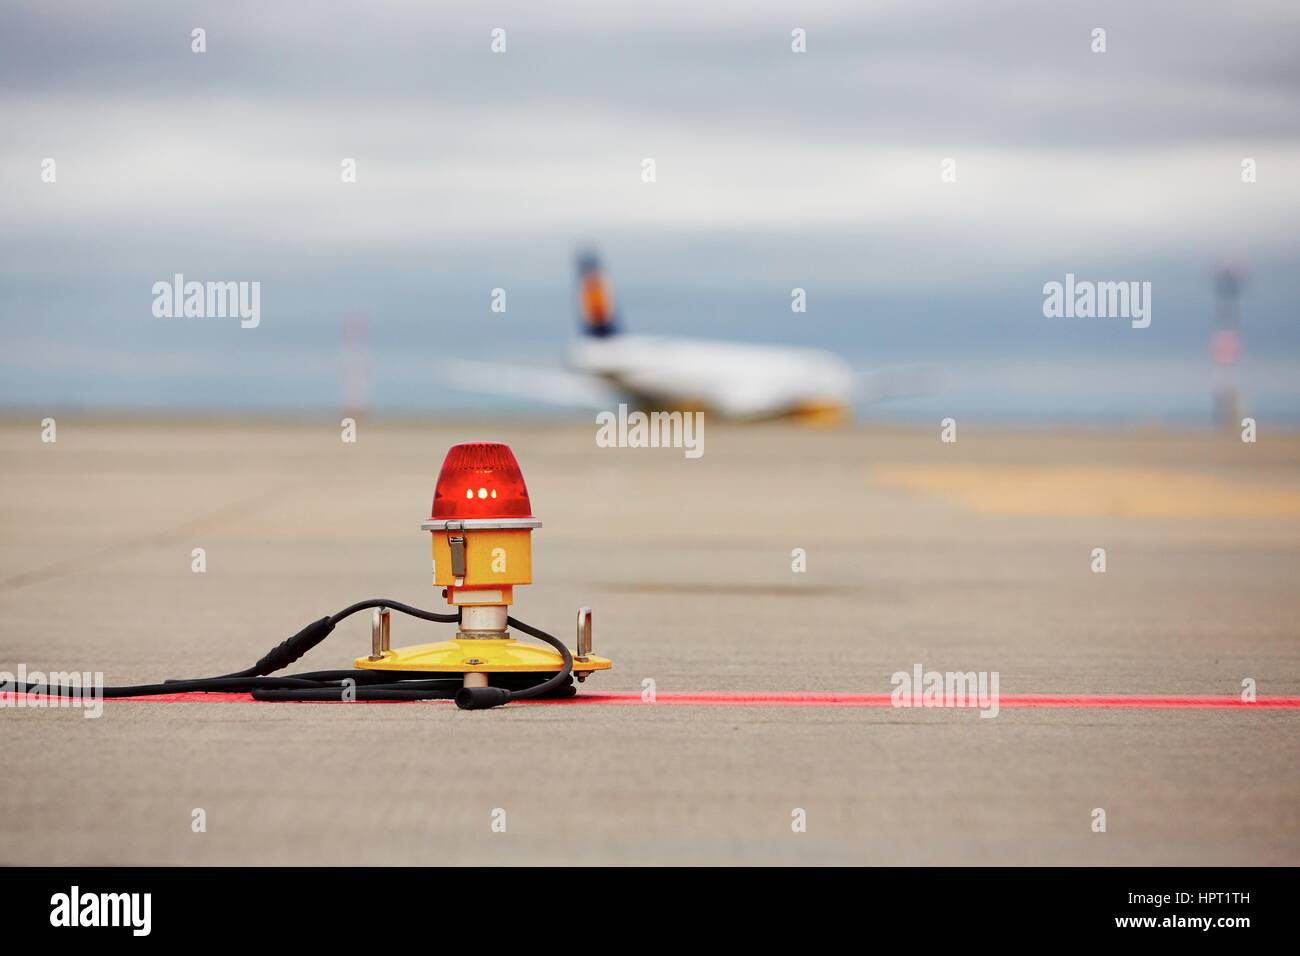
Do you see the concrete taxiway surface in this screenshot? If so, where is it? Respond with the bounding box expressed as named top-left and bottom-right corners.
top-left (1, 417), bottom-right (1298, 865)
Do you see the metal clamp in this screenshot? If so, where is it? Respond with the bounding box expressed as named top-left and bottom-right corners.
top-left (369, 607), bottom-right (391, 661)
top-left (576, 606), bottom-right (592, 661)
top-left (448, 535), bottom-right (467, 583)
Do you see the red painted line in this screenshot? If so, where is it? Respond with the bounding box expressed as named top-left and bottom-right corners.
top-left (558, 692), bottom-right (1300, 709)
top-left (4, 690), bottom-right (1298, 709)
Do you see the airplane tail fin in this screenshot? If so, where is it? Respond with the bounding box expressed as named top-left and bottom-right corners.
top-left (576, 251), bottom-right (619, 337)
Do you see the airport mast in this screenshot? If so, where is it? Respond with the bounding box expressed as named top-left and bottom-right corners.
top-left (1210, 264), bottom-right (1246, 430)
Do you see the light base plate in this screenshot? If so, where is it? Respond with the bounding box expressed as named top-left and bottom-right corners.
top-left (355, 638), bottom-right (612, 675)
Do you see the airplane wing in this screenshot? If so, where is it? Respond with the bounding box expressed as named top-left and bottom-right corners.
top-left (436, 358), bottom-right (623, 408)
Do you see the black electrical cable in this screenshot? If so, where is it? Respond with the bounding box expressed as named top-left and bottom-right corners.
top-left (216, 599), bottom-right (461, 679)
top-left (331, 599), bottom-right (461, 627)
top-left (5, 600), bottom-right (571, 710)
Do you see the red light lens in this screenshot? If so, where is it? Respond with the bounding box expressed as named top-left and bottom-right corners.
top-left (431, 442), bottom-right (533, 519)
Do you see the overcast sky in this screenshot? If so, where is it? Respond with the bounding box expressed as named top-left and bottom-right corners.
top-left (2, 0), bottom-right (1298, 417)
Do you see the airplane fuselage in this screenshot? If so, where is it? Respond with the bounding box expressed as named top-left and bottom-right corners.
top-left (567, 334), bottom-right (856, 422)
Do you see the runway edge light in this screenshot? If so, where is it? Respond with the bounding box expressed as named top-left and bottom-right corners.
top-left (353, 441), bottom-right (613, 691)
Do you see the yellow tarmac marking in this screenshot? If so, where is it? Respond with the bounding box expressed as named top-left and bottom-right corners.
top-left (870, 464), bottom-right (1300, 518)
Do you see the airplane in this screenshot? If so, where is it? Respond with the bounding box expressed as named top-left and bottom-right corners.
top-left (438, 251), bottom-right (930, 424)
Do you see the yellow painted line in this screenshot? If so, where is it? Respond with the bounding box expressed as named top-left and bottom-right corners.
top-left (870, 464), bottom-right (1300, 518)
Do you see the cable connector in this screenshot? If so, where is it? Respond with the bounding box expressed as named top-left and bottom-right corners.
top-left (455, 687), bottom-right (512, 710)
top-left (247, 616), bottom-right (336, 676)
